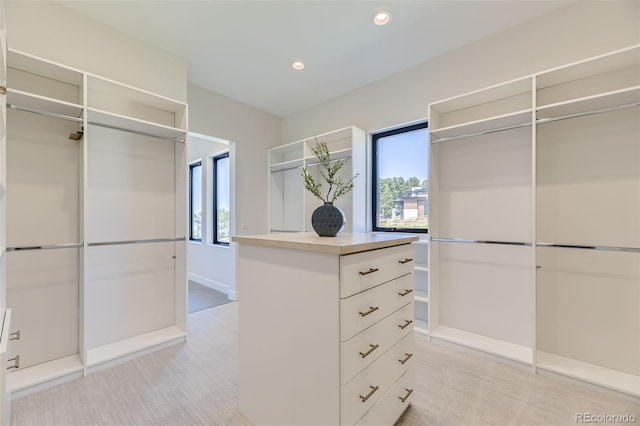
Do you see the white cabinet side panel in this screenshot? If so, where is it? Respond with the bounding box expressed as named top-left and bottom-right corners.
top-left (435, 126), bottom-right (532, 242)
top-left (6, 110), bottom-right (79, 246)
top-left (537, 248), bottom-right (639, 375)
top-left (85, 243), bottom-right (175, 349)
top-left (438, 243), bottom-right (533, 347)
top-left (86, 125), bottom-right (175, 242)
top-left (6, 249), bottom-right (78, 369)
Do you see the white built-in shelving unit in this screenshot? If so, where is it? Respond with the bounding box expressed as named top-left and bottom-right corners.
top-left (3, 48), bottom-right (188, 397)
top-left (413, 240), bottom-right (429, 336)
top-left (428, 44), bottom-right (640, 397)
top-left (268, 126), bottom-right (367, 234)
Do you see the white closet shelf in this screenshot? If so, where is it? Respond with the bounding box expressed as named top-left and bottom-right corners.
top-left (430, 326), bottom-right (532, 364)
top-left (270, 158), bottom-right (303, 173)
top-left (430, 77), bottom-right (532, 115)
top-left (8, 49), bottom-right (84, 86)
top-left (304, 148), bottom-right (352, 165)
top-left (87, 108), bottom-right (187, 140)
top-left (537, 45), bottom-right (640, 89)
top-left (7, 89), bottom-right (83, 118)
top-left (86, 326), bottom-right (186, 368)
top-left (537, 86), bottom-right (640, 120)
top-left (414, 290), bottom-right (429, 304)
top-left (430, 110), bottom-right (531, 141)
top-left (8, 354), bottom-right (84, 393)
top-left (414, 265), bottom-right (429, 273)
top-left (414, 319), bottom-right (429, 336)
top-left (536, 351), bottom-right (640, 397)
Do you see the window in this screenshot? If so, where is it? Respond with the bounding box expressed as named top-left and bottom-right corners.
top-left (189, 161), bottom-right (202, 241)
top-left (213, 153), bottom-right (230, 245)
top-left (372, 122), bottom-right (428, 233)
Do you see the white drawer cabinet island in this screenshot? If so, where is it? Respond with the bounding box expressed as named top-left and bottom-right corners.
top-left (234, 232), bottom-right (419, 426)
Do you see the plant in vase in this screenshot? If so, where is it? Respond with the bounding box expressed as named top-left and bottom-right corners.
top-left (302, 139), bottom-right (359, 237)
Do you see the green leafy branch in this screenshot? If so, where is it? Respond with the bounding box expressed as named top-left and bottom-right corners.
top-left (302, 138), bottom-right (359, 203)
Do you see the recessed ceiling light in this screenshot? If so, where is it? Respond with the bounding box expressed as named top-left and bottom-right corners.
top-left (373, 10), bottom-right (391, 26)
top-left (291, 61), bottom-right (305, 70)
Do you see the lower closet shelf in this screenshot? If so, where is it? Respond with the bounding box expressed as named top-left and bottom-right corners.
top-left (536, 351), bottom-right (640, 397)
top-left (8, 354), bottom-right (84, 393)
top-left (86, 325), bottom-right (186, 369)
top-left (430, 326), bottom-right (532, 364)
top-left (414, 319), bottom-right (429, 336)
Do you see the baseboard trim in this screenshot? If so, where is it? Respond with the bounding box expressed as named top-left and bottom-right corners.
top-left (188, 273), bottom-right (229, 295)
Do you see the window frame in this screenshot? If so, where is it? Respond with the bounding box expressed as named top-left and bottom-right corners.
top-left (371, 121), bottom-right (429, 234)
top-left (189, 161), bottom-right (202, 242)
top-left (213, 152), bottom-right (230, 246)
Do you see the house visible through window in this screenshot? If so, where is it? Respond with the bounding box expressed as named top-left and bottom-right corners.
top-left (189, 161), bottom-right (202, 241)
top-left (372, 122), bottom-right (428, 232)
top-left (213, 153), bottom-right (230, 245)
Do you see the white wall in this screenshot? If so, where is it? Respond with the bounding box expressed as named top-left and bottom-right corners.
top-left (5, 1), bottom-right (187, 102)
top-left (187, 135), bottom-right (235, 296)
top-left (282, 1), bottom-right (640, 141)
top-left (187, 83), bottom-right (281, 299)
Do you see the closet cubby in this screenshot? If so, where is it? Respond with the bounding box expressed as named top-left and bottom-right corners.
top-left (268, 126), bottom-right (367, 234)
top-left (428, 44), bottom-right (640, 396)
top-left (3, 49), bottom-right (188, 395)
top-left (413, 240), bottom-right (429, 336)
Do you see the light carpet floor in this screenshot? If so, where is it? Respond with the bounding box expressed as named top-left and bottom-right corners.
top-left (11, 302), bottom-right (640, 425)
top-left (188, 281), bottom-right (232, 314)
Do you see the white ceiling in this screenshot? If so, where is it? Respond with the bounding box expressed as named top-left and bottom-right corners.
top-left (58, 0), bottom-right (573, 117)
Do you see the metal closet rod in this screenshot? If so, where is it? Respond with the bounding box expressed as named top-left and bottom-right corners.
top-left (536, 242), bottom-right (640, 253)
top-left (7, 104), bottom-right (83, 123)
top-left (269, 229), bottom-right (301, 233)
top-left (87, 237), bottom-right (186, 247)
top-left (431, 237), bottom-right (532, 246)
top-left (536, 101), bottom-right (640, 125)
top-left (88, 121), bottom-right (185, 143)
top-left (430, 121), bottom-right (532, 144)
top-left (7, 242), bottom-right (83, 252)
top-left (270, 157), bottom-right (350, 174)
top-left (270, 165), bottom-right (302, 174)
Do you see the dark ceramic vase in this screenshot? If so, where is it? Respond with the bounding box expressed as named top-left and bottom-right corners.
top-left (311, 202), bottom-right (345, 237)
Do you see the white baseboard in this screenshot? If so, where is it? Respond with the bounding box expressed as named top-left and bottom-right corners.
top-left (188, 273), bottom-right (229, 295)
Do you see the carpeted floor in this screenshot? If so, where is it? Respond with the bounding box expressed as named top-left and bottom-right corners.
top-left (10, 302), bottom-right (640, 425)
top-left (188, 280), bottom-right (232, 313)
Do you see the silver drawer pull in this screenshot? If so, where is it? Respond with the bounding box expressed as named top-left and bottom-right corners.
top-left (359, 344), bottom-right (379, 358)
top-left (399, 320), bottom-right (413, 330)
top-left (398, 258), bottom-right (413, 264)
top-left (10, 331), bottom-right (20, 341)
top-left (359, 306), bottom-right (379, 317)
top-left (399, 388), bottom-right (413, 403)
top-left (398, 289), bottom-right (413, 297)
top-left (398, 353), bottom-right (413, 365)
top-left (359, 385), bottom-right (379, 403)
top-left (7, 355), bottom-right (19, 370)
top-left (359, 268), bottom-right (379, 276)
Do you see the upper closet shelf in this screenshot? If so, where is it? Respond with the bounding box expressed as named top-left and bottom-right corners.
top-left (270, 158), bottom-right (304, 173)
top-left (304, 148), bottom-right (352, 165)
top-left (87, 108), bottom-right (187, 141)
top-left (430, 110), bottom-right (532, 142)
top-left (8, 49), bottom-right (83, 87)
top-left (7, 89), bottom-right (83, 119)
top-left (537, 86), bottom-right (640, 121)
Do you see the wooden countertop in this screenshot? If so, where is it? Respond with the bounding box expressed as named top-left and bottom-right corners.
top-left (232, 232), bottom-right (419, 255)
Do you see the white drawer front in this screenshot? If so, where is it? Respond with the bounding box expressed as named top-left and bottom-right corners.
top-left (355, 367), bottom-right (415, 426)
top-left (340, 274), bottom-right (414, 341)
top-left (341, 302), bottom-right (414, 384)
top-left (341, 332), bottom-right (414, 426)
top-left (340, 245), bottom-right (414, 298)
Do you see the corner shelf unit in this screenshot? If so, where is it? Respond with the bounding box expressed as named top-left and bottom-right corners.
top-left (428, 44), bottom-right (640, 397)
top-left (4, 48), bottom-right (188, 396)
top-left (268, 126), bottom-right (366, 234)
top-left (412, 240), bottom-right (429, 336)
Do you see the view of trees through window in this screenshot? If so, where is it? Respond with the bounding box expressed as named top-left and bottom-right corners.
top-left (214, 153), bottom-right (230, 245)
top-left (373, 122), bottom-right (428, 232)
top-left (190, 162), bottom-right (202, 240)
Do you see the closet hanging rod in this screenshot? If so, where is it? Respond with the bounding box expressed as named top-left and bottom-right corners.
top-left (7, 104), bottom-right (83, 123)
top-left (87, 121), bottom-right (186, 143)
top-left (430, 121), bottom-right (532, 144)
top-left (536, 242), bottom-right (640, 253)
top-left (269, 229), bottom-right (302, 233)
top-left (536, 101), bottom-right (640, 125)
top-left (431, 237), bottom-right (532, 246)
top-left (270, 165), bottom-right (302, 173)
top-left (87, 237), bottom-right (185, 247)
top-left (6, 242), bottom-right (83, 252)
